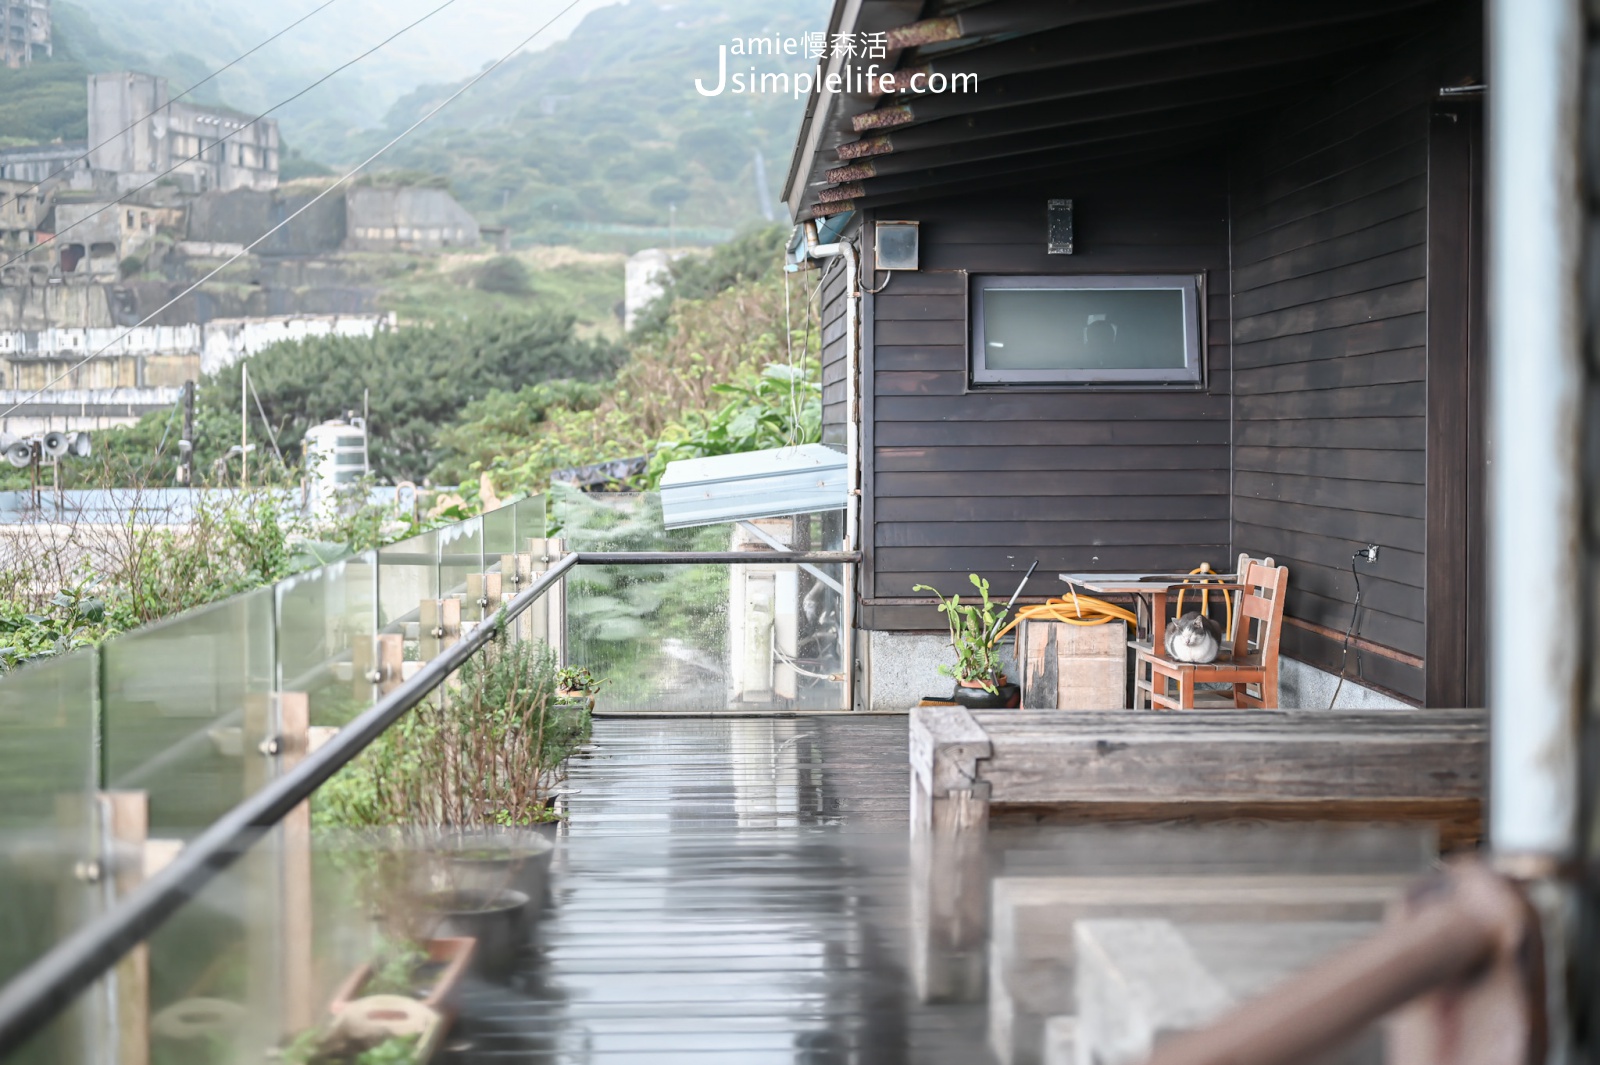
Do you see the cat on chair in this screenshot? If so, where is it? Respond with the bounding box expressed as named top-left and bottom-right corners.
top-left (1165, 611), bottom-right (1223, 664)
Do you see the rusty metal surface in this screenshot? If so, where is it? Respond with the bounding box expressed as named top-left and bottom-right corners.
top-left (825, 161), bottom-right (878, 184)
top-left (854, 104), bottom-right (917, 132)
top-left (818, 183), bottom-right (865, 204)
top-left (837, 134), bottom-right (895, 160)
top-left (887, 15), bottom-right (962, 50)
top-left (813, 200), bottom-right (855, 218)
top-left (1142, 861), bottom-right (1544, 1065)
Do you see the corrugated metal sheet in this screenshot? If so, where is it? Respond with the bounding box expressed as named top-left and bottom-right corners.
top-left (659, 444), bottom-right (847, 529)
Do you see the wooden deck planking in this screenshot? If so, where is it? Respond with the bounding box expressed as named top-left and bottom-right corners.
top-left (447, 715), bottom-right (996, 1064)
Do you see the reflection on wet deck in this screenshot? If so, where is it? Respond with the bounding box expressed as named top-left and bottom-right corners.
top-left (446, 715), bottom-right (1430, 1064)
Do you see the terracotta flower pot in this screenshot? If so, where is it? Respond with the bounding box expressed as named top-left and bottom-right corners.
top-left (328, 936), bottom-right (475, 1018)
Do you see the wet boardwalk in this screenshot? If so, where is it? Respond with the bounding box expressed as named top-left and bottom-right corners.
top-left (450, 714), bottom-right (993, 1064)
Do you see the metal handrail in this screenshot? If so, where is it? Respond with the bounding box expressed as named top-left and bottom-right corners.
top-left (0, 547), bottom-right (860, 1053)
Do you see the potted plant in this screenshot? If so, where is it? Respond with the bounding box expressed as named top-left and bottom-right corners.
top-left (327, 931), bottom-right (476, 1017)
top-left (286, 994), bottom-right (443, 1064)
top-left (554, 665), bottom-right (607, 712)
top-left (913, 574), bottom-right (1020, 709)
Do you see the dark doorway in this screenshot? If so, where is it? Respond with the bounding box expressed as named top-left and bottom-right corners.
top-left (1425, 98), bottom-right (1486, 707)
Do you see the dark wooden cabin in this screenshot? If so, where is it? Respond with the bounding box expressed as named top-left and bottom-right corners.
top-left (787, 0), bottom-right (1484, 708)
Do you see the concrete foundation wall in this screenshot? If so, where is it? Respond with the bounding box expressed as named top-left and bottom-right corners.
top-left (1278, 656), bottom-right (1411, 711)
top-left (861, 631), bottom-right (1408, 712)
top-left (863, 630), bottom-right (1019, 711)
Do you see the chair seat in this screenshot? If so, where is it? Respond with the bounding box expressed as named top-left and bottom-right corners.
top-left (1137, 648), bottom-right (1265, 674)
top-left (1131, 556), bottom-right (1287, 710)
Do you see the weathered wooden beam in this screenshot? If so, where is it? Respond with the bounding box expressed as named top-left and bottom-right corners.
top-left (973, 713), bottom-right (1484, 805)
top-left (849, 19), bottom-right (1401, 134)
top-left (829, 97), bottom-right (1278, 182)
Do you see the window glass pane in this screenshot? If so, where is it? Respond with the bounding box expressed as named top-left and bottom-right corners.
top-left (985, 287), bottom-right (1187, 371)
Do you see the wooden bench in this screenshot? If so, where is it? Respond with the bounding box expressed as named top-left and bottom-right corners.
top-left (906, 706), bottom-right (1480, 1011)
top-left (910, 706), bottom-right (1485, 844)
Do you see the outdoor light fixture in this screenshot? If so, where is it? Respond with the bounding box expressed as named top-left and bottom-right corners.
top-left (874, 220), bottom-right (920, 271)
top-left (1048, 199), bottom-right (1075, 255)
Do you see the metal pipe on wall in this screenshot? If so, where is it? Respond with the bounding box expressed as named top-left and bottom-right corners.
top-left (1487, 0), bottom-right (1584, 862)
top-left (803, 221), bottom-right (861, 711)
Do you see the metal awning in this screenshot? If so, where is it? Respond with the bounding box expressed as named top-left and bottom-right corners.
top-left (659, 444), bottom-right (847, 529)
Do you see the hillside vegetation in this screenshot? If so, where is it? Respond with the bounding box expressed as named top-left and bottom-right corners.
top-left (336, 0), bottom-right (827, 240)
top-left (435, 224), bottom-right (822, 499)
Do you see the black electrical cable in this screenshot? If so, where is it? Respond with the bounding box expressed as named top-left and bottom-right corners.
top-left (1328, 551), bottom-right (1365, 709)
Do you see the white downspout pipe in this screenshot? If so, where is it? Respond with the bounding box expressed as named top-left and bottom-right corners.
top-left (803, 221), bottom-right (860, 709)
top-left (1487, 0), bottom-right (1583, 863)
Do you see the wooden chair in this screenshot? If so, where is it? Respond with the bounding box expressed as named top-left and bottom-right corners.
top-left (1134, 556), bottom-right (1289, 710)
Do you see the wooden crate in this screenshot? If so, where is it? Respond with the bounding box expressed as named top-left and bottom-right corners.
top-left (1019, 619), bottom-right (1128, 709)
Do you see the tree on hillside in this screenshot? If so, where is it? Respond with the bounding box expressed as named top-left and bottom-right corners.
top-left (204, 311), bottom-right (623, 482)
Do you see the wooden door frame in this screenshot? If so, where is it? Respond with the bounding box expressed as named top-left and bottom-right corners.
top-left (1425, 98), bottom-right (1486, 708)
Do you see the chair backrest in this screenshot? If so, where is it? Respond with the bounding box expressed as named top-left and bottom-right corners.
top-left (1232, 557), bottom-right (1289, 661)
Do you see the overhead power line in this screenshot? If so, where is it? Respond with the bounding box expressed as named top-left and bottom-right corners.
top-left (0, 0), bottom-right (345, 218)
top-left (1, 0), bottom-right (586, 421)
top-left (1, 0), bottom-right (464, 274)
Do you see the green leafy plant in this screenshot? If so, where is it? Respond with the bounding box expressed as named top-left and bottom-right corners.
top-left (360, 937), bottom-right (429, 997)
top-left (644, 361), bottom-right (821, 485)
top-left (913, 574), bottom-right (1010, 694)
top-left (554, 665), bottom-right (607, 695)
top-left (0, 582), bottom-right (126, 671)
top-left (319, 638), bottom-right (588, 833)
top-left (283, 1027), bottom-right (420, 1065)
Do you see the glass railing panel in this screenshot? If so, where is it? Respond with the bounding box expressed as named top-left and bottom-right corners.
top-left (482, 500), bottom-right (517, 574)
top-left (140, 826), bottom-right (380, 1065)
top-left (102, 587), bottom-right (276, 835)
top-left (555, 488), bottom-right (846, 711)
top-left (438, 516), bottom-right (485, 627)
top-left (275, 550), bottom-right (379, 728)
top-left (377, 529), bottom-right (439, 670)
top-left (510, 492), bottom-right (547, 544)
top-left (0, 650), bottom-right (98, 1013)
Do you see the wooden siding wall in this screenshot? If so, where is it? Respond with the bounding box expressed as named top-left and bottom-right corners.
top-left (1228, 21), bottom-right (1479, 703)
top-left (818, 251), bottom-right (851, 448)
top-left (860, 162), bottom-right (1231, 629)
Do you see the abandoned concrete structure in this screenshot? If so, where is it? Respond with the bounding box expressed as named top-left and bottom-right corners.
top-left (0, 180), bottom-right (48, 253)
top-left (1, 0), bottom-right (49, 69)
top-left (344, 186), bottom-right (480, 251)
top-left (87, 72), bottom-right (279, 194)
top-left (0, 312), bottom-right (395, 435)
top-left (0, 142), bottom-right (90, 187)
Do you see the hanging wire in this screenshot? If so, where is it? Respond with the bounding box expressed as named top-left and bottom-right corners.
top-left (151, 389), bottom-right (186, 460)
top-left (1, 0), bottom-right (465, 274)
top-left (1, 0), bottom-right (589, 421)
top-left (245, 372), bottom-right (286, 469)
top-left (1328, 552), bottom-right (1366, 709)
top-left (0, 0), bottom-right (346, 218)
